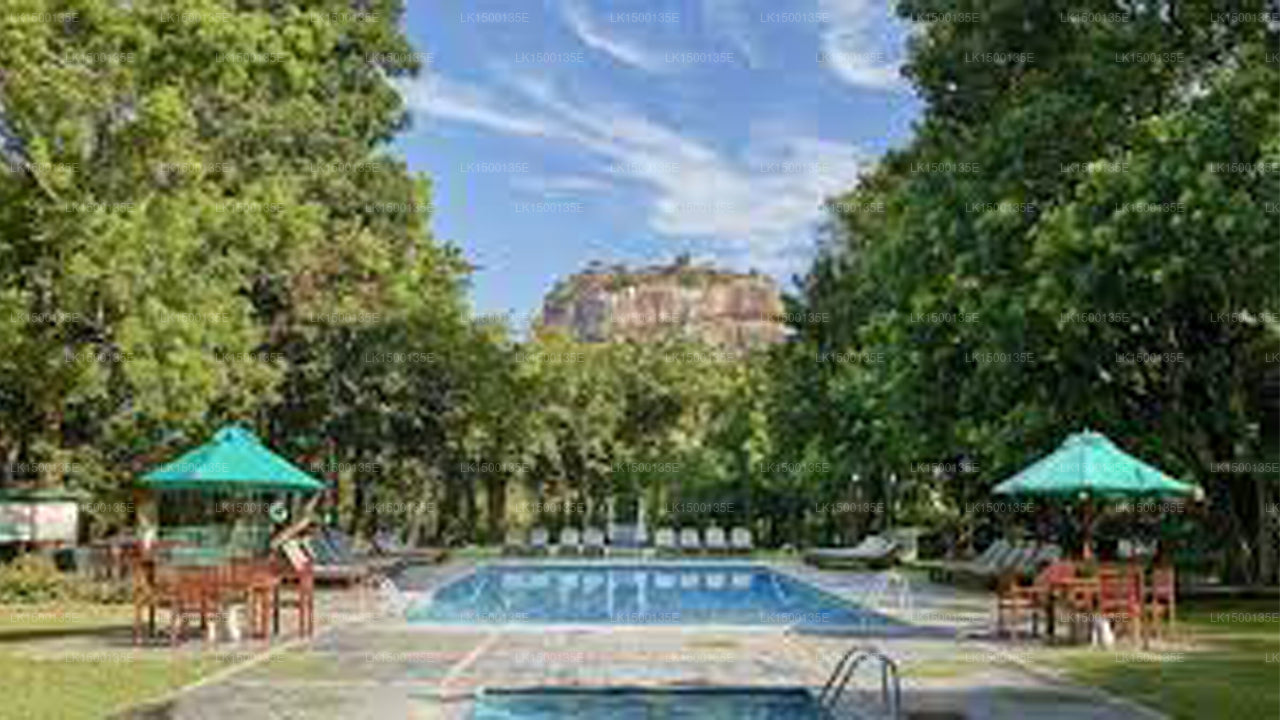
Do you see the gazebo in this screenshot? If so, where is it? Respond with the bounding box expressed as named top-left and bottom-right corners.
top-left (132, 424), bottom-right (325, 644)
top-left (137, 424), bottom-right (325, 557)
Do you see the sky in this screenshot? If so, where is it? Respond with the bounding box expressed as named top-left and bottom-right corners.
top-left (394, 0), bottom-right (920, 323)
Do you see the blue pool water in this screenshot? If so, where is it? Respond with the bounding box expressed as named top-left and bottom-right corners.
top-left (471, 688), bottom-right (825, 719)
top-left (408, 564), bottom-right (892, 627)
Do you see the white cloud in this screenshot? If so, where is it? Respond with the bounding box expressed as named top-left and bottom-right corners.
top-left (701, 0), bottom-right (762, 68)
top-left (515, 175), bottom-right (615, 194)
top-left (403, 72), bottom-right (866, 273)
top-left (818, 0), bottom-right (906, 91)
top-left (400, 75), bottom-right (560, 138)
top-left (561, 0), bottom-right (671, 72)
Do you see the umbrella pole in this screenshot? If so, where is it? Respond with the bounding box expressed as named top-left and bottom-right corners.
top-left (1081, 496), bottom-right (1094, 561)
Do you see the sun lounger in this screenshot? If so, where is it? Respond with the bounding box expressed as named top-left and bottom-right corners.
top-left (502, 528), bottom-right (527, 556)
top-left (654, 527), bottom-right (678, 555)
top-left (950, 540), bottom-right (1020, 580)
top-left (679, 528), bottom-right (703, 554)
top-left (324, 527), bottom-right (401, 571)
top-left (608, 523), bottom-right (645, 551)
top-left (928, 538), bottom-right (1011, 582)
top-left (300, 536), bottom-right (369, 585)
top-left (372, 530), bottom-right (446, 563)
top-left (804, 534), bottom-right (901, 569)
top-left (1013, 543), bottom-right (1061, 577)
top-left (704, 526), bottom-right (728, 553)
top-left (556, 527), bottom-right (582, 556)
top-left (529, 526), bottom-right (550, 556)
top-left (729, 527), bottom-right (754, 553)
top-left (957, 542), bottom-right (1036, 585)
top-left (583, 527), bottom-right (606, 556)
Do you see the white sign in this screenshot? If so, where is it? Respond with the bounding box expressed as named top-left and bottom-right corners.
top-left (0, 501), bottom-right (78, 543)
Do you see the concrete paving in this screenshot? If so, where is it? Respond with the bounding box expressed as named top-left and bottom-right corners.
top-left (114, 560), bottom-right (1162, 720)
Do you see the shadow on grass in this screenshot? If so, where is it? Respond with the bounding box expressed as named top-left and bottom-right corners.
top-left (0, 622), bottom-right (133, 644)
top-left (112, 700), bottom-right (177, 720)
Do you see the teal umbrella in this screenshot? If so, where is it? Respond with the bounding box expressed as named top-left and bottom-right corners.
top-left (993, 430), bottom-right (1198, 558)
top-left (141, 425), bottom-right (325, 493)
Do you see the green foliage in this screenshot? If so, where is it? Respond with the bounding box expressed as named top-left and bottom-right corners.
top-left (0, 1), bottom-right (469, 531)
top-left (792, 0), bottom-right (1280, 573)
top-left (0, 554), bottom-right (69, 603)
top-left (0, 554), bottom-right (129, 604)
top-left (2, 0), bottom-right (1274, 568)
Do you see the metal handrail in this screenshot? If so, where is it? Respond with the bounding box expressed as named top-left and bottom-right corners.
top-left (817, 645), bottom-right (901, 719)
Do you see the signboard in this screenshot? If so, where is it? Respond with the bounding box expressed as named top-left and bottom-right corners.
top-left (0, 500), bottom-right (79, 544)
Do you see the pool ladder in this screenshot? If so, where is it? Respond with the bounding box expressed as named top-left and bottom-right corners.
top-left (817, 645), bottom-right (901, 719)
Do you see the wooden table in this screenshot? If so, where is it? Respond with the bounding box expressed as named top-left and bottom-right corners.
top-left (133, 555), bottom-right (279, 645)
top-left (1045, 577), bottom-right (1100, 643)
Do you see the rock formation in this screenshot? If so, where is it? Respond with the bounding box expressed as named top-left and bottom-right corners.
top-left (541, 258), bottom-right (788, 350)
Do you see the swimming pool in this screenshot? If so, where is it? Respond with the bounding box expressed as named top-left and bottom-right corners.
top-left (408, 564), bottom-right (892, 627)
top-left (471, 687), bottom-right (826, 719)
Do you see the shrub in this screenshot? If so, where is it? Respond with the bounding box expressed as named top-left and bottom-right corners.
top-left (0, 554), bottom-right (72, 603)
top-left (0, 554), bottom-right (131, 604)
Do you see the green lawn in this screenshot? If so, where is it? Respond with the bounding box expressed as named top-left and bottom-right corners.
top-left (1032, 598), bottom-right (1280, 720)
top-left (0, 604), bottom-right (240, 720)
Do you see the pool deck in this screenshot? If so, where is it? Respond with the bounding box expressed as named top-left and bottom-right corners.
top-left (118, 559), bottom-right (1166, 720)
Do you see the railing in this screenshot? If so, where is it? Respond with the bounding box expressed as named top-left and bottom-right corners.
top-left (817, 645), bottom-right (901, 719)
top-left (863, 570), bottom-right (914, 618)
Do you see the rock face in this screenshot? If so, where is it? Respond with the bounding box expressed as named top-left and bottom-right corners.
top-left (541, 260), bottom-right (788, 350)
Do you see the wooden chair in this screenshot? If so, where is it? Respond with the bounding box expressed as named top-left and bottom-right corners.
top-left (1145, 565), bottom-right (1176, 642)
top-left (1097, 564), bottom-right (1143, 641)
top-left (225, 558), bottom-right (279, 639)
top-left (996, 560), bottom-right (1074, 638)
top-left (279, 539), bottom-right (315, 637)
top-left (153, 565), bottom-right (223, 646)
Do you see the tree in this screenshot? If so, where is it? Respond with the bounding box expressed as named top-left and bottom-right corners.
top-left (794, 0), bottom-right (1279, 577)
top-left (0, 2), bottom-right (472, 538)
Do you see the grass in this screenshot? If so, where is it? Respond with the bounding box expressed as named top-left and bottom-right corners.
top-left (1029, 598), bottom-right (1280, 720)
top-left (0, 603), bottom-right (243, 720)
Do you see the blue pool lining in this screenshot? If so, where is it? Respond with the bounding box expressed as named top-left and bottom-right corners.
top-left (409, 562), bottom-right (902, 631)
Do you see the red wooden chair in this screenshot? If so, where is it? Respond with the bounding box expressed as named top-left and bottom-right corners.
top-left (1097, 564), bottom-right (1143, 641)
top-left (996, 560), bottom-right (1075, 639)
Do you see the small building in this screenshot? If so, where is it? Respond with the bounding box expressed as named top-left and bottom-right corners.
top-left (0, 487), bottom-right (83, 550)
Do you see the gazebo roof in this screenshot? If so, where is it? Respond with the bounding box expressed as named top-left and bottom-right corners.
top-left (993, 430), bottom-right (1197, 499)
top-left (140, 425), bottom-right (324, 493)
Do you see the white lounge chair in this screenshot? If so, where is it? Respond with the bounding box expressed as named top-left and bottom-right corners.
top-left (502, 528), bottom-right (527, 556)
top-left (583, 527), bottom-right (606, 556)
top-left (804, 534), bottom-right (900, 568)
top-left (556, 527), bottom-right (581, 556)
top-left (654, 527), bottom-right (677, 555)
top-left (704, 526), bottom-right (728, 553)
top-left (679, 528), bottom-right (703, 554)
top-left (730, 527), bottom-right (753, 553)
top-left (529, 526), bottom-right (550, 556)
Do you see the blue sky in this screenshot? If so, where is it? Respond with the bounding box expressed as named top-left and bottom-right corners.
top-left (394, 0), bottom-right (920, 323)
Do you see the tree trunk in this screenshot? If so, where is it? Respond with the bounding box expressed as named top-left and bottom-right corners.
top-left (486, 475), bottom-right (507, 544)
top-left (1256, 477), bottom-right (1277, 585)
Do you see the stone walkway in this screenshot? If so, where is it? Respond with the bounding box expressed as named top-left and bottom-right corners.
top-left (114, 560), bottom-right (1163, 720)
